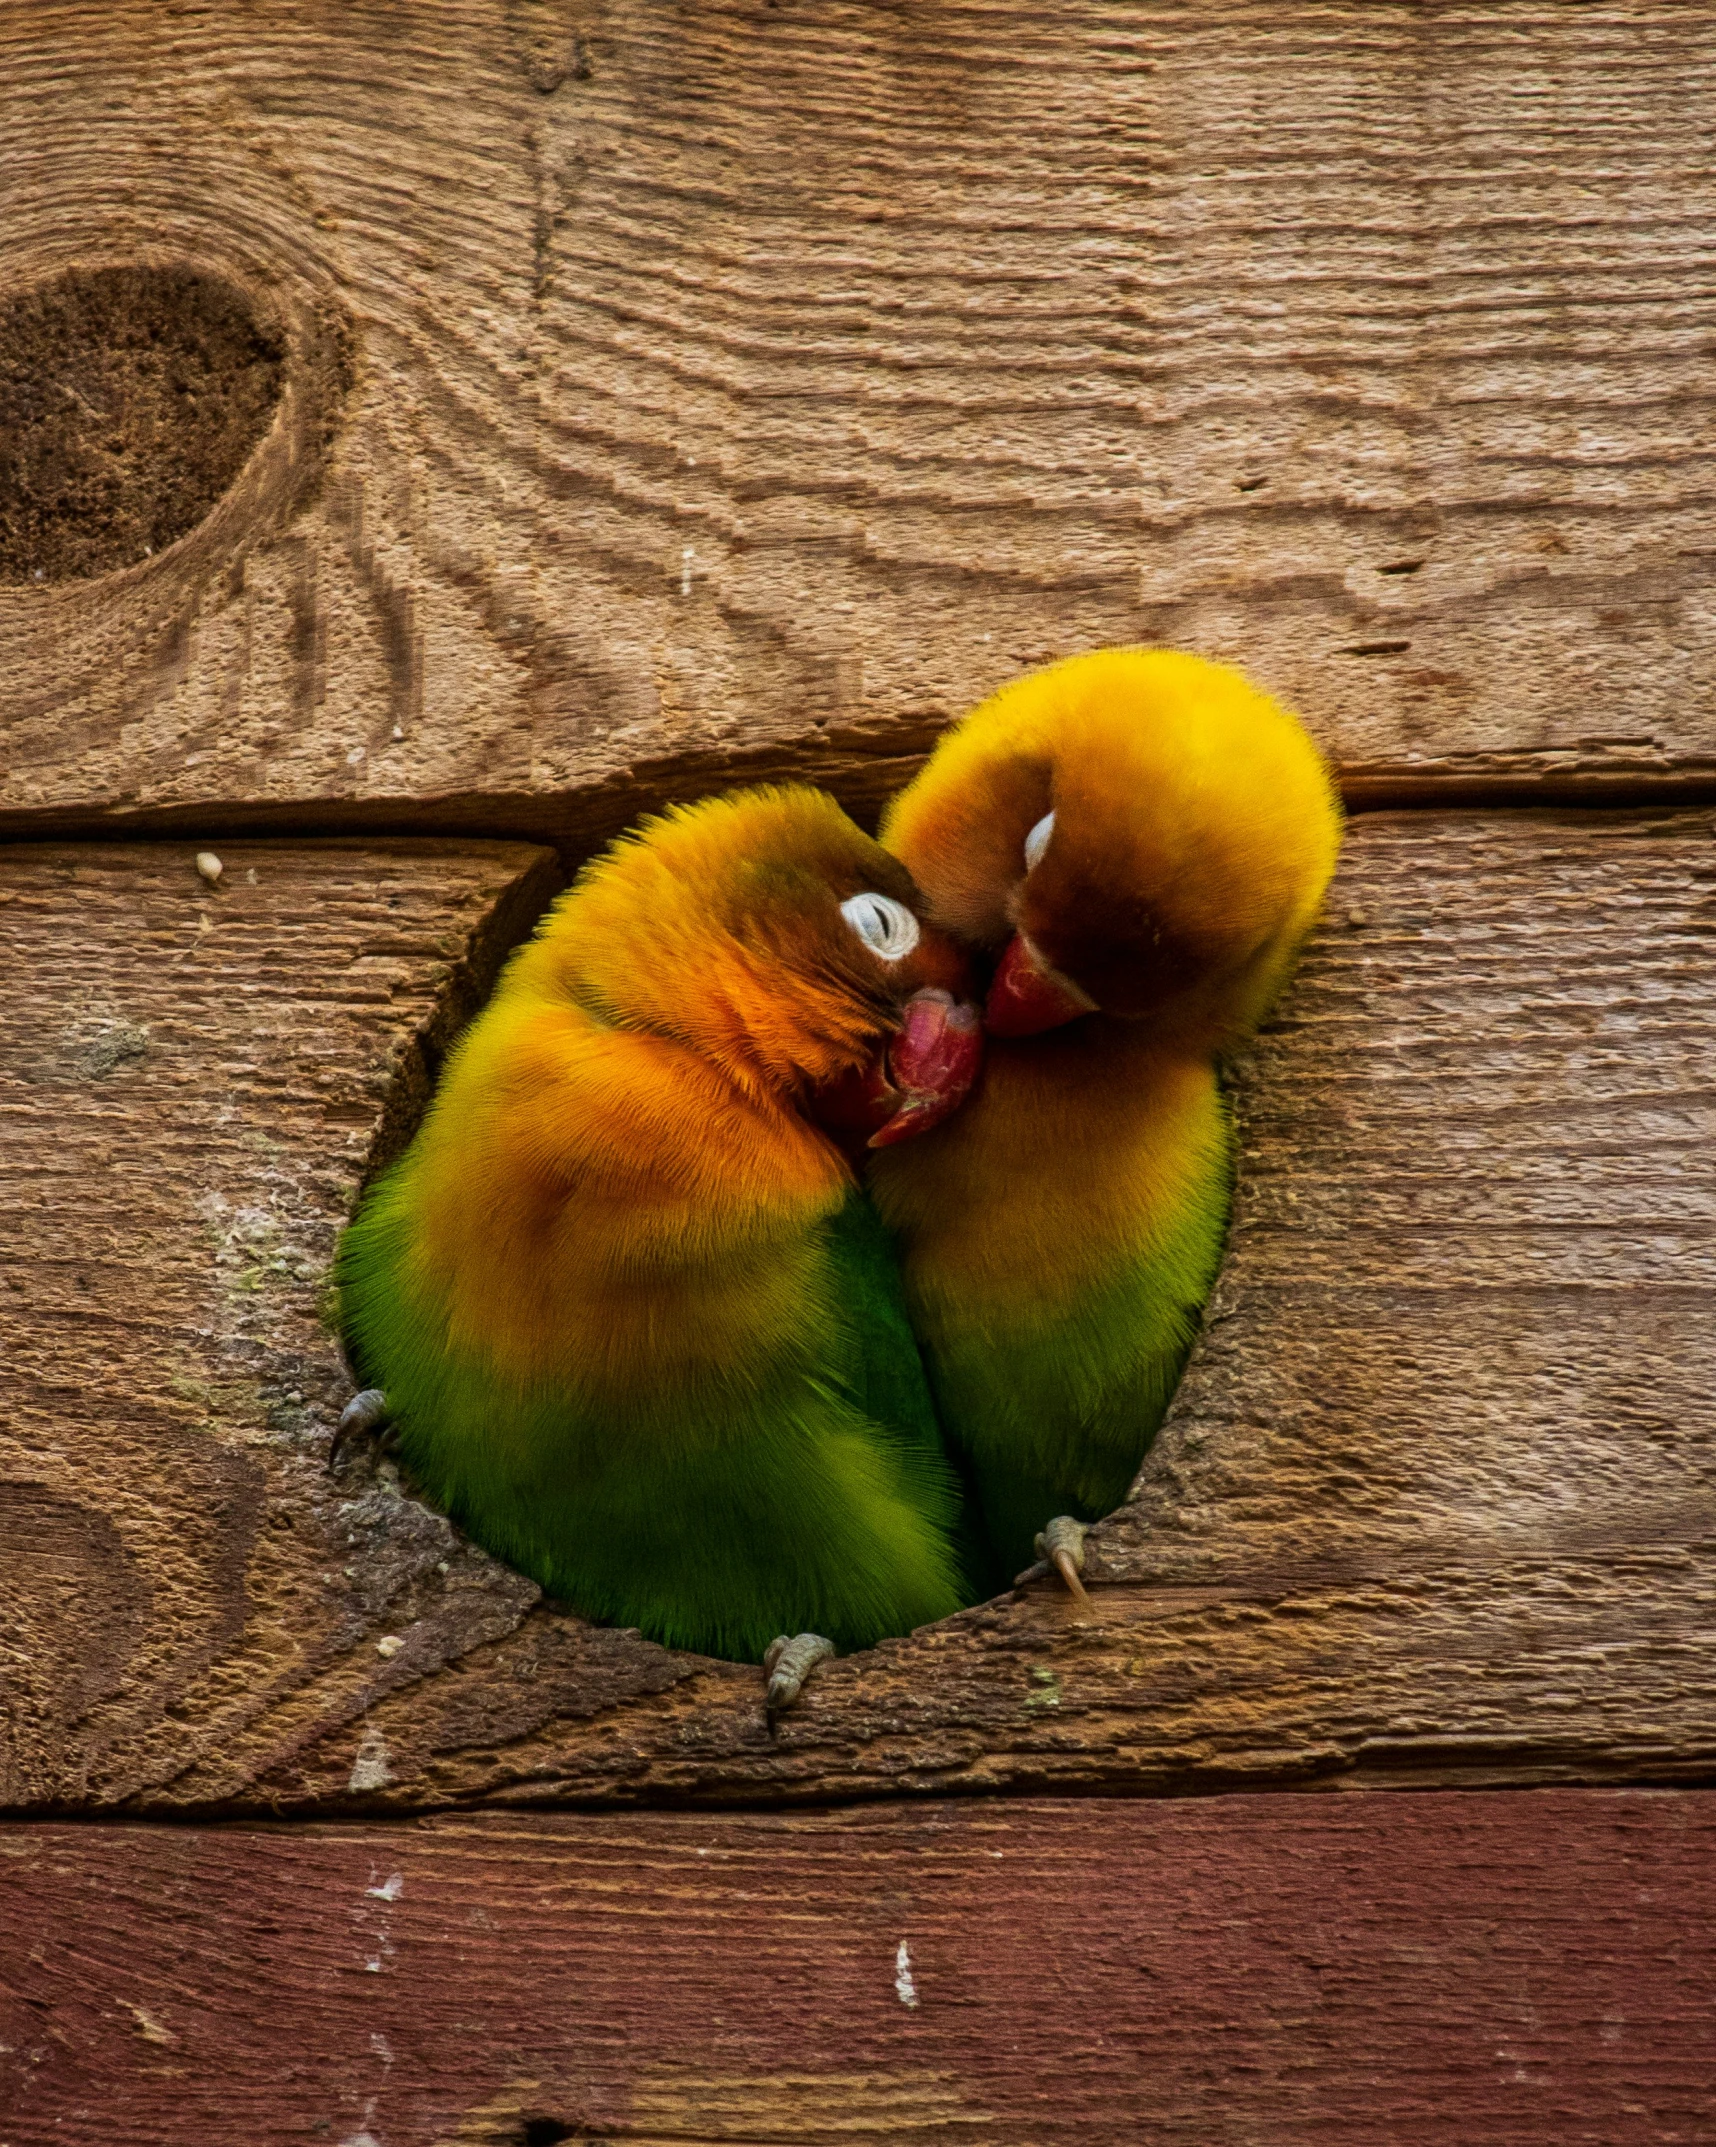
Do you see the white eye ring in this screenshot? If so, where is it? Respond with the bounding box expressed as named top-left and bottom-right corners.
top-left (1023, 810), bottom-right (1056, 872)
top-left (840, 891), bottom-right (921, 963)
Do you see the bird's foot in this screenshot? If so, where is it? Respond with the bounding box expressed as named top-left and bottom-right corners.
top-left (328, 1387), bottom-right (394, 1473)
top-left (763, 1632), bottom-right (835, 1714)
top-left (1015, 1515), bottom-right (1090, 1606)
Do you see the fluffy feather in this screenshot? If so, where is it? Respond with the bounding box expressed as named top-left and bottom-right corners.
top-left (873, 648), bottom-right (1342, 1576)
top-left (339, 785), bottom-right (979, 1662)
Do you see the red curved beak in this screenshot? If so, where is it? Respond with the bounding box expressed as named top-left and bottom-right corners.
top-left (985, 933), bottom-right (1098, 1038)
top-left (871, 988), bottom-right (984, 1146)
top-left (808, 989), bottom-right (984, 1152)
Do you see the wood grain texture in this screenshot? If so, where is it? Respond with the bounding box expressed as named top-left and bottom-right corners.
top-left (0, 839), bottom-right (621, 1812)
top-left (3, 1791), bottom-right (1712, 2145)
top-left (4, 1), bottom-right (1716, 842)
top-left (4, 808), bottom-right (1714, 1813)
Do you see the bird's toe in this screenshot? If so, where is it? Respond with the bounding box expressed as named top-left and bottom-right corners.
top-left (1016, 1515), bottom-right (1091, 1606)
top-left (329, 1386), bottom-right (393, 1473)
top-left (763, 1632), bottom-right (836, 1714)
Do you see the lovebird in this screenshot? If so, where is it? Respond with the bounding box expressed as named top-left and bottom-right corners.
top-left (336, 785), bottom-right (984, 1699)
top-left (870, 648), bottom-right (1341, 1591)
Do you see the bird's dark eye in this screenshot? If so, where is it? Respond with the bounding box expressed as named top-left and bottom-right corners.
top-left (840, 891), bottom-right (921, 962)
top-left (1023, 810), bottom-right (1055, 872)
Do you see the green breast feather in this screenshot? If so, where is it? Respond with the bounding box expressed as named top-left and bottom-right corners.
top-left (339, 1175), bottom-right (968, 1663)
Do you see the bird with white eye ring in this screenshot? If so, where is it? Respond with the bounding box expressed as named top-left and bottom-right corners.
top-left (334, 782), bottom-right (987, 1717)
top-left (840, 890), bottom-right (922, 962)
top-left (870, 647), bottom-right (1343, 1601)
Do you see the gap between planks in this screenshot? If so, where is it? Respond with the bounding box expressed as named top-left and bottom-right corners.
top-left (5, 767), bottom-right (1716, 872)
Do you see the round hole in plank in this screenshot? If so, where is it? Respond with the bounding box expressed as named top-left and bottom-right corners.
top-left (0, 264), bottom-right (286, 585)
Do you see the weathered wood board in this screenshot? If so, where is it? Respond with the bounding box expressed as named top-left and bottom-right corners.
top-left (3, 809), bottom-right (1712, 1813)
top-left (3, 1791), bottom-right (1712, 2145)
top-left (6, 4), bottom-right (1715, 2136)
top-left (5, 0), bottom-right (1716, 845)
top-left (0, 840), bottom-right (575, 1810)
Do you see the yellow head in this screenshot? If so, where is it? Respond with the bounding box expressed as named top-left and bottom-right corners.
top-left (881, 648), bottom-right (1342, 1050)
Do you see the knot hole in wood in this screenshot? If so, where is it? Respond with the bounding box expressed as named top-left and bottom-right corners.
top-left (0, 249), bottom-right (353, 777)
top-left (0, 265), bottom-right (287, 585)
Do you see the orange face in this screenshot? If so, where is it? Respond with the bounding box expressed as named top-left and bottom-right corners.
top-left (536, 784), bottom-right (982, 1134)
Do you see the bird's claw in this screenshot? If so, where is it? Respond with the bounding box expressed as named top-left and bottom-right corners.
top-left (763, 1631), bottom-right (835, 1714)
top-left (1015, 1515), bottom-right (1091, 1606)
top-left (329, 1387), bottom-right (393, 1473)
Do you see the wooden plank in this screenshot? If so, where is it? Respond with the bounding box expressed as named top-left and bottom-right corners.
top-left (5, 1), bottom-right (1716, 840)
top-left (2, 1791), bottom-right (1712, 2144)
top-left (4, 808), bottom-right (1714, 1812)
top-left (0, 838), bottom-right (629, 1812)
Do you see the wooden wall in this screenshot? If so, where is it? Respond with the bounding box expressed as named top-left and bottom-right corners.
top-left (3, 5), bottom-right (1713, 2141)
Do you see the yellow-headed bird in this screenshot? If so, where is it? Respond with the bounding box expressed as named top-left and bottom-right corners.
top-left (872, 649), bottom-right (1341, 1589)
top-left (337, 787), bottom-right (983, 1696)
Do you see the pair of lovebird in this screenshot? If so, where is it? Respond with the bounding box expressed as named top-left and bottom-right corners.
top-left (337, 648), bottom-right (1341, 1706)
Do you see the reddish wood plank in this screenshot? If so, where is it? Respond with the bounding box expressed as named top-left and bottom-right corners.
top-left (2, 1791), bottom-right (1712, 2145)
